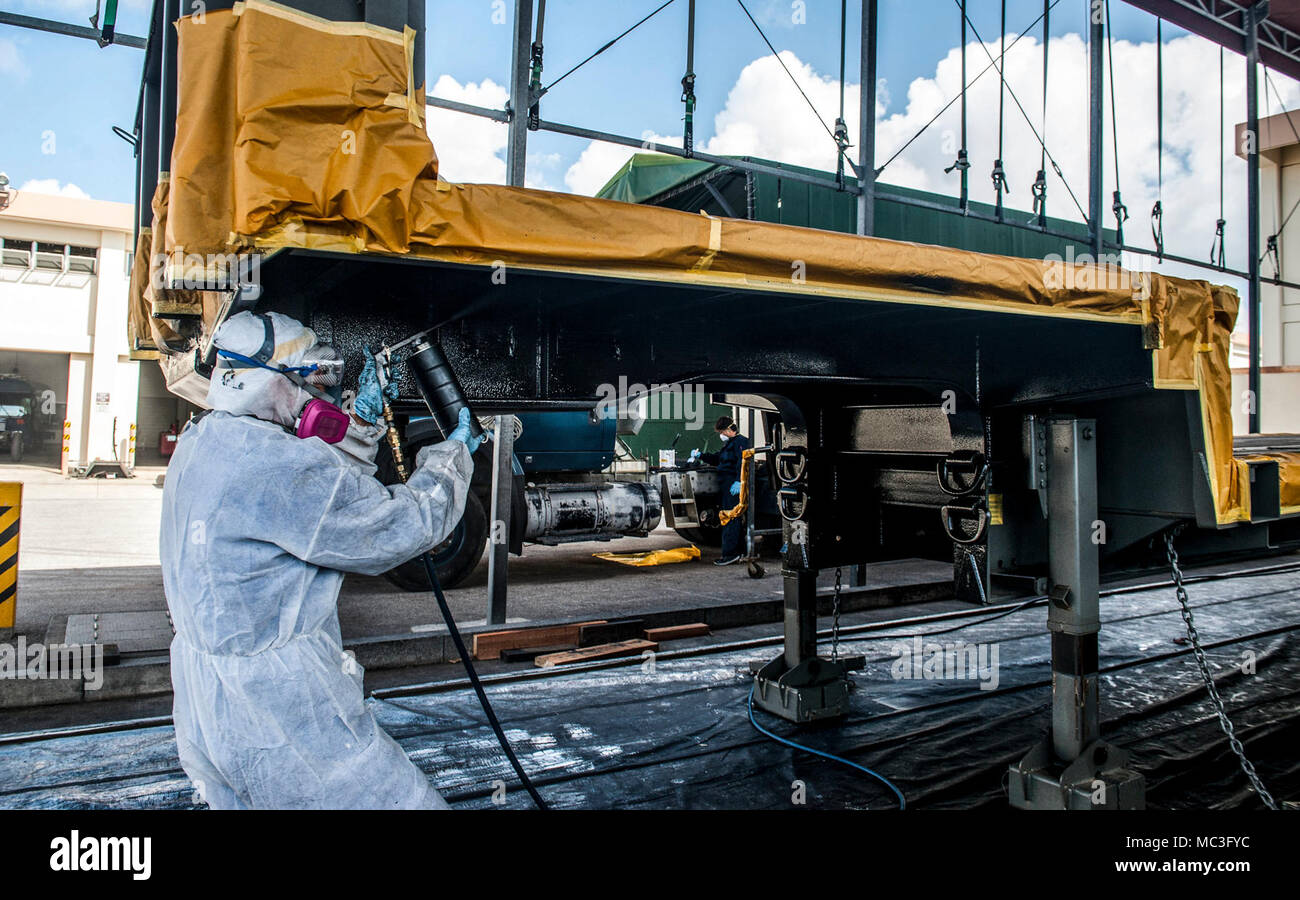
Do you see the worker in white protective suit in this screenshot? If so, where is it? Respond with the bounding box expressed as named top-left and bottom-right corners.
top-left (160, 311), bottom-right (484, 810)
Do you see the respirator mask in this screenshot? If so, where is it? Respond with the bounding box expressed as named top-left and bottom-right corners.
top-left (215, 315), bottom-right (350, 444)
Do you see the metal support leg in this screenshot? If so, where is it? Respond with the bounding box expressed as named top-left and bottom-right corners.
top-left (486, 415), bottom-right (515, 626)
top-left (1008, 417), bottom-right (1144, 808)
top-left (752, 422), bottom-right (862, 722)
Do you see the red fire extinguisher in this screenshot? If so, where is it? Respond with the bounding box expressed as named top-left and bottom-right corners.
top-left (159, 424), bottom-right (179, 458)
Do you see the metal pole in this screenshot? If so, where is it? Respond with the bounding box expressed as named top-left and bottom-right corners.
top-left (487, 416), bottom-right (515, 626)
top-left (857, 0), bottom-right (878, 236)
top-left (1088, 0), bottom-right (1105, 259)
top-left (1247, 2), bottom-right (1266, 434)
top-left (506, 0), bottom-right (534, 187)
top-left (159, 0), bottom-right (180, 173)
top-left (0, 10), bottom-right (145, 48)
top-left (1047, 417), bottom-right (1100, 763)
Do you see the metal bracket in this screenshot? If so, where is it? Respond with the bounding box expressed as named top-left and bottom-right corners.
top-left (751, 653), bottom-right (864, 723)
top-left (1008, 737), bottom-right (1146, 810)
top-left (1023, 413), bottom-right (1048, 518)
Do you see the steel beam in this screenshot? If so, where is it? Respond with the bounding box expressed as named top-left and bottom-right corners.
top-left (1089, 1), bottom-right (1105, 259)
top-left (857, 0), bottom-right (878, 236)
top-left (1247, 1), bottom-right (1265, 434)
top-left (0, 10), bottom-right (146, 48)
top-left (506, 0), bottom-right (534, 187)
top-left (159, 0), bottom-right (180, 174)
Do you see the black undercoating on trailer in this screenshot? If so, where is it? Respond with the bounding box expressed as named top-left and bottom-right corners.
top-left (1, 570), bottom-right (1297, 810)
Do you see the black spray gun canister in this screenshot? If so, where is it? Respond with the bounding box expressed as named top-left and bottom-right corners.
top-left (406, 338), bottom-right (485, 443)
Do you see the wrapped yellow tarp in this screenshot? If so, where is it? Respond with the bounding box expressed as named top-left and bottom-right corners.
top-left (139, 0), bottom-right (1296, 527)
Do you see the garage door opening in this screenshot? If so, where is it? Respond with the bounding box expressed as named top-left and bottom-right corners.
top-left (0, 350), bottom-right (69, 469)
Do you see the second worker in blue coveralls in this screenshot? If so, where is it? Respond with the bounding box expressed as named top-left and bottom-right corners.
top-left (693, 416), bottom-right (750, 566)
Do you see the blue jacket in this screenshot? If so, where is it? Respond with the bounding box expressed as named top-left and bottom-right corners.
top-left (702, 433), bottom-right (749, 485)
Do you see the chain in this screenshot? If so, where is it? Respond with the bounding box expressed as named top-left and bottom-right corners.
top-left (831, 566), bottom-right (843, 662)
top-left (1164, 531), bottom-right (1278, 810)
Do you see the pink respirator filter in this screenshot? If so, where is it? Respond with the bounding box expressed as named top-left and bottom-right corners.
top-left (297, 398), bottom-right (350, 444)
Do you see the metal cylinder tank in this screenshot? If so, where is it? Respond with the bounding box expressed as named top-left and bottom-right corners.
top-left (523, 482), bottom-right (661, 542)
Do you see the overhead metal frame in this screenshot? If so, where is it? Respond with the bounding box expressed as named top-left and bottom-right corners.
top-left (7, 0), bottom-right (1286, 424)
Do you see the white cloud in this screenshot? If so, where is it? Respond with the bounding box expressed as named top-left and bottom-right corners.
top-left (0, 37), bottom-right (28, 82)
top-left (19, 179), bottom-right (91, 199)
top-left (558, 33), bottom-right (1299, 289)
top-left (425, 75), bottom-right (510, 185)
top-left (563, 130), bottom-right (680, 196)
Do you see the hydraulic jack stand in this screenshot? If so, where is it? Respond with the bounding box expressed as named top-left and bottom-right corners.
top-left (1007, 416), bottom-right (1145, 809)
top-left (750, 570), bottom-right (865, 722)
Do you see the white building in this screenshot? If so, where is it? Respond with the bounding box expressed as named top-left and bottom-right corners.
top-left (0, 184), bottom-right (183, 468)
top-left (1235, 110), bottom-right (1300, 433)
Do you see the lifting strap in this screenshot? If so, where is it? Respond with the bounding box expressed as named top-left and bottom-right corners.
top-left (1032, 0), bottom-right (1049, 226)
top-left (1212, 47), bottom-right (1227, 268)
top-left (527, 0), bottom-right (546, 130)
top-left (945, 0), bottom-right (971, 210)
top-left (834, 0), bottom-right (851, 186)
top-left (992, 0), bottom-right (1009, 218)
top-left (1104, 0), bottom-right (1126, 247)
top-left (718, 448), bottom-right (756, 527)
top-left (1151, 19), bottom-right (1164, 260)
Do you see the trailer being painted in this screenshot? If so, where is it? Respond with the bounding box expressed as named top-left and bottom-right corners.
top-left (126, 0), bottom-right (1300, 807)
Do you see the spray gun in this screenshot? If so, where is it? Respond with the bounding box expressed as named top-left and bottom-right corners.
top-left (367, 332), bottom-right (547, 810)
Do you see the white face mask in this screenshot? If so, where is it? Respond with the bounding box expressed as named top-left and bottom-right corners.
top-left (718, 433), bottom-right (730, 442)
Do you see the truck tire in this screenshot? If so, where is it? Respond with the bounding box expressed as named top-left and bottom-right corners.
top-left (374, 440), bottom-right (488, 590)
top-left (9, 434), bottom-right (21, 462)
top-left (381, 490), bottom-right (488, 591)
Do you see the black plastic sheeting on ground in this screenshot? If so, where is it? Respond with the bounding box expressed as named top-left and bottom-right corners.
top-left (0, 569), bottom-right (1297, 810)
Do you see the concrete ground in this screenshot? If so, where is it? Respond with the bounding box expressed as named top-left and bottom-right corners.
top-left (0, 461), bottom-right (945, 647)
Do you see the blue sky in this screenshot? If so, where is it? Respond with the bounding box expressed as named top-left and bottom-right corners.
top-left (0, 0), bottom-right (1286, 287)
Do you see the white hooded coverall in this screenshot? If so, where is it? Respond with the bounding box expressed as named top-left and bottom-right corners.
top-left (160, 312), bottom-right (472, 809)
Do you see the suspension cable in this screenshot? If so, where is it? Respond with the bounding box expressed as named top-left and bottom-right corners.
top-left (1261, 66), bottom-right (1300, 276)
top-left (1213, 47), bottom-right (1227, 268)
top-left (1152, 19), bottom-right (1164, 259)
top-left (542, 0), bottom-right (675, 96)
top-left (955, 1), bottom-right (1089, 221)
top-left (1104, 0), bottom-right (1128, 247)
top-left (993, 0), bottom-right (1009, 219)
top-left (1033, 0), bottom-right (1049, 227)
top-left (736, 0), bottom-right (840, 151)
top-left (682, 0), bottom-right (696, 155)
top-left (527, 0), bottom-right (547, 130)
top-left (834, 0), bottom-right (851, 186)
top-left (879, 0), bottom-right (1062, 179)
top-left (944, 0), bottom-right (971, 210)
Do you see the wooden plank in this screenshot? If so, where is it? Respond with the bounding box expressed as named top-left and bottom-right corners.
top-left (499, 644), bottom-right (577, 663)
top-left (578, 619), bottom-right (645, 646)
top-left (643, 623), bottom-right (710, 642)
top-left (535, 640), bottom-right (659, 668)
top-left (472, 620), bottom-right (606, 660)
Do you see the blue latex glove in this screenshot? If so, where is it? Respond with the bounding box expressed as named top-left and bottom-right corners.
top-left (354, 357), bottom-right (396, 424)
top-left (689, 448), bottom-right (701, 462)
top-left (730, 481), bottom-right (741, 497)
top-left (447, 407), bottom-right (487, 453)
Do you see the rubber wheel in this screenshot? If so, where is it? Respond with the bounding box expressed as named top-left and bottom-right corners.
top-left (673, 525), bottom-right (722, 548)
top-left (9, 434), bottom-right (22, 462)
top-left (374, 439), bottom-right (488, 591)
top-left (382, 490), bottom-right (488, 591)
